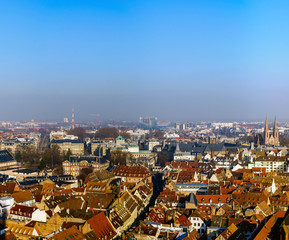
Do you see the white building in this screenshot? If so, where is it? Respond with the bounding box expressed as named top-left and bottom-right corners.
top-left (0, 196), bottom-right (14, 218)
top-left (188, 213), bottom-right (206, 236)
top-left (31, 209), bottom-right (48, 222)
top-left (145, 141), bottom-right (160, 151)
top-left (248, 157), bottom-right (288, 172)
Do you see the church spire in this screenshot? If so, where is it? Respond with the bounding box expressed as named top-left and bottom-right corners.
top-left (176, 142), bottom-right (180, 152)
top-left (265, 116), bottom-right (268, 130)
top-left (264, 116), bottom-right (269, 145)
top-left (273, 116), bottom-right (279, 145)
top-left (273, 116), bottom-right (277, 133)
top-left (271, 178), bottom-right (277, 195)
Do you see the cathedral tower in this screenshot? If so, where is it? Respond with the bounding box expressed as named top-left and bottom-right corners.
top-left (273, 116), bottom-right (278, 139)
top-left (264, 116), bottom-right (279, 146)
top-left (264, 116), bottom-right (269, 144)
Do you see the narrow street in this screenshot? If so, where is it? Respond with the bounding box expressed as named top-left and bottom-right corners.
top-left (123, 172), bottom-right (164, 238)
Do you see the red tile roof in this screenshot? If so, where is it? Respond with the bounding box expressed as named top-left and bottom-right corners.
top-left (177, 170), bottom-right (196, 184)
top-left (254, 211), bottom-right (286, 240)
top-left (113, 165), bottom-right (151, 178)
top-left (148, 205), bottom-right (166, 223)
top-left (10, 204), bottom-right (37, 217)
top-left (221, 187), bottom-right (236, 195)
top-left (196, 195), bottom-right (231, 204)
top-left (87, 212), bottom-right (116, 240)
top-left (177, 215), bottom-right (192, 227)
top-left (166, 161), bottom-right (198, 171)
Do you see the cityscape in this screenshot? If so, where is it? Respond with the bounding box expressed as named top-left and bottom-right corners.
top-left (0, 114), bottom-right (289, 239)
top-left (1, 0), bottom-right (289, 239)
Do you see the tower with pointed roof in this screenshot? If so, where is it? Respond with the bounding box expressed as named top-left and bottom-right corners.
top-left (264, 116), bottom-right (279, 146)
top-left (271, 178), bottom-right (277, 195)
top-left (264, 116), bottom-right (269, 144)
top-left (273, 116), bottom-right (278, 140)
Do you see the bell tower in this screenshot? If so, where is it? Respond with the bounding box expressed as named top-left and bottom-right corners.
top-left (273, 116), bottom-right (279, 145)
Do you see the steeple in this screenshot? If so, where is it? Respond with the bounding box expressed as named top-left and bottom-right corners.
top-left (273, 116), bottom-right (278, 136)
top-left (194, 171), bottom-right (198, 182)
top-left (265, 116), bottom-right (268, 131)
top-left (271, 178), bottom-right (277, 195)
top-left (264, 116), bottom-right (269, 144)
top-left (273, 116), bottom-right (279, 145)
top-left (176, 142), bottom-right (180, 152)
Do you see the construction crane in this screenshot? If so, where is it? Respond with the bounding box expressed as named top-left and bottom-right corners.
top-left (90, 114), bottom-right (100, 129)
top-left (109, 118), bottom-right (116, 126)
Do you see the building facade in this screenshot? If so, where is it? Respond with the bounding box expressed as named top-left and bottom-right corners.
top-left (62, 155), bottom-right (109, 177)
top-left (50, 139), bottom-right (84, 155)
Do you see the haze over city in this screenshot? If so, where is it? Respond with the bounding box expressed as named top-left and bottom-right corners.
top-left (3, 1), bottom-right (289, 239)
top-left (1, 0), bottom-right (289, 122)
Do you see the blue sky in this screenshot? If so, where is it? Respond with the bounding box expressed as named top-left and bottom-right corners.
top-left (0, 0), bottom-right (288, 122)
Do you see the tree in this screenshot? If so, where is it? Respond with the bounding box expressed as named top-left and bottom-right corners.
top-left (280, 137), bottom-right (289, 147)
top-left (15, 151), bottom-right (22, 162)
top-left (40, 145), bottom-right (62, 168)
top-left (238, 151), bottom-right (243, 162)
top-left (77, 167), bottom-right (93, 183)
top-left (64, 149), bottom-right (72, 160)
top-left (119, 131), bottom-right (131, 140)
top-left (80, 167), bottom-right (93, 176)
top-left (152, 130), bottom-right (165, 139)
top-left (53, 166), bottom-right (63, 176)
top-left (95, 127), bottom-right (119, 139)
top-left (16, 146), bottom-right (40, 168)
top-left (157, 151), bottom-right (170, 167)
top-left (39, 159), bottom-right (47, 171)
top-left (67, 127), bottom-right (87, 141)
top-left (226, 148), bottom-right (232, 158)
top-left (109, 149), bottom-right (132, 165)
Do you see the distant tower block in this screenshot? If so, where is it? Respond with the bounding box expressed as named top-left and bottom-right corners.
top-left (72, 107), bottom-right (75, 129)
top-left (64, 117), bottom-right (69, 123)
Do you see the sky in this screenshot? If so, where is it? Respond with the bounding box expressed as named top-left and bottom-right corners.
top-left (0, 0), bottom-right (288, 122)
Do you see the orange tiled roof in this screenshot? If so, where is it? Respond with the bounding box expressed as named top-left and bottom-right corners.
top-left (177, 215), bottom-right (192, 227)
top-left (87, 212), bottom-right (116, 240)
top-left (196, 195), bottom-right (231, 204)
top-left (254, 211), bottom-right (286, 240)
top-left (113, 165), bottom-right (151, 178)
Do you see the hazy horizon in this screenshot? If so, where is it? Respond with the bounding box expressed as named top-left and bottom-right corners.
top-left (1, 1), bottom-right (288, 122)
top-left (0, 114), bottom-right (288, 124)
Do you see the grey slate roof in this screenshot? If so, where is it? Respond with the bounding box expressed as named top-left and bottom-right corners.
top-left (0, 150), bottom-right (15, 163)
top-left (51, 139), bottom-right (82, 143)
